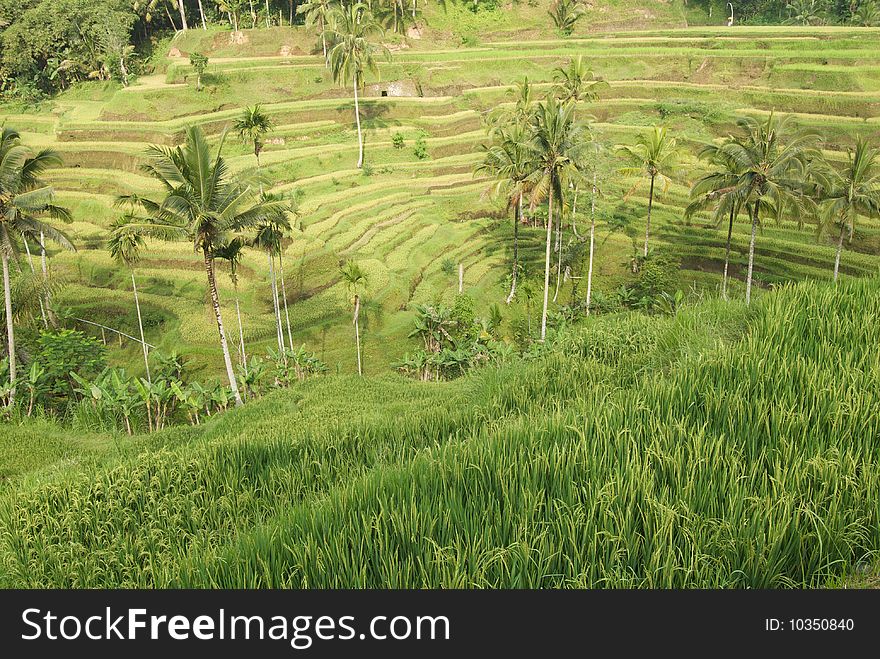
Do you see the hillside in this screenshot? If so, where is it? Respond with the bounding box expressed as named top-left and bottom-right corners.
top-left (1, 276), bottom-right (878, 588)
top-left (1, 7), bottom-right (879, 377)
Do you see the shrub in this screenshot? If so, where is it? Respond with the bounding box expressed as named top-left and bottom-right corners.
top-left (33, 330), bottom-right (105, 404)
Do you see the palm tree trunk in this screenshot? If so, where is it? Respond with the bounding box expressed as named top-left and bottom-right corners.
top-left (571, 184), bottom-right (581, 239)
top-left (553, 203), bottom-right (563, 303)
top-left (644, 173), bottom-right (655, 257)
top-left (166, 6), bottom-right (178, 31)
top-left (746, 204), bottom-right (758, 306)
top-left (353, 294), bottom-right (362, 376)
top-left (268, 251), bottom-right (285, 353)
top-left (198, 0), bottom-right (207, 28)
top-left (132, 273), bottom-right (151, 384)
top-left (354, 77), bottom-right (364, 169)
top-left (586, 178), bottom-right (596, 314)
top-left (833, 222), bottom-right (846, 283)
top-left (21, 235), bottom-right (48, 328)
top-left (722, 206), bottom-right (734, 300)
top-left (321, 15), bottom-right (327, 63)
top-left (236, 297), bottom-right (247, 374)
top-left (278, 255), bottom-right (294, 348)
top-left (177, 0), bottom-right (188, 30)
top-left (203, 250), bottom-right (243, 406)
top-left (541, 187), bottom-right (554, 342)
top-left (265, 0), bottom-right (271, 27)
top-left (3, 252), bottom-right (16, 405)
top-left (250, 0), bottom-right (257, 28)
top-left (506, 192), bottom-right (521, 304)
top-left (40, 230), bottom-right (55, 325)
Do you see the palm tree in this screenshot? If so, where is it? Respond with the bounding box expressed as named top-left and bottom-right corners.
top-left (686, 141), bottom-right (747, 300)
top-left (113, 126), bottom-right (290, 406)
top-left (234, 105), bottom-right (276, 168)
top-left (717, 114), bottom-right (819, 304)
top-left (107, 215), bottom-right (152, 383)
top-left (213, 237), bottom-right (249, 376)
top-left (786, 0), bottom-right (823, 25)
top-left (815, 137), bottom-right (880, 282)
top-left (549, 0), bottom-right (586, 36)
top-left (326, 3), bottom-right (389, 169)
top-left (617, 125), bottom-right (679, 258)
top-left (251, 204), bottom-right (292, 356)
top-left (527, 96), bottom-right (590, 341)
top-left (552, 56), bottom-right (609, 104)
top-left (475, 124), bottom-right (533, 304)
top-left (340, 260), bottom-right (368, 375)
top-left (0, 128), bottom-right (73, 406)
top-left (298, 0), bottom-right (333, 63)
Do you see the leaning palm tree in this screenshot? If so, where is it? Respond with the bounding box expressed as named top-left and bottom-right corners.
top-left (686, 141), bottom-right (747, 300)
top-left (108, 215), bottom-right (152, 382)
top-left (340, 260), bottom-right (368, 376)
top-left (527, 96), bottom-right (590, 341)
top-left (552, 56), bottom-right (609, 104)
top-left (0, 128), bottom-right (73, 405)
top-left (113, 126), bottom-right (290, 406)
top-left (616, 126), bottom-right (680, 257)
top-left (234, 105), bottom-right (275, 169)
top-left (326, 3), bottom-right (389, 169)
top-left (717, 114), bottom-right (819, 304)
top-left (475, 123), bottom-right (534, 304)
top-left (815, 137), bottom-right (880, 282)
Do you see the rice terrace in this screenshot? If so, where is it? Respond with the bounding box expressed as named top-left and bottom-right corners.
top-left (0, 0), bottom-right (879, 589)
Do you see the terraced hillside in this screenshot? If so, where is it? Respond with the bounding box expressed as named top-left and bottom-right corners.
top-left (2, 16), bottom-right (879, 376)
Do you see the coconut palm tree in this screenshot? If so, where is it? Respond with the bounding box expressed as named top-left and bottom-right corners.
top-left (686, 141), bottom-right (747, 300)
top-left (234, 105), bottom-right (275, 168)
top-left (527, 96), bottom-right (590, 341)
top-left (815, 137), bottom-right (880, 282)
top-left (475, 123), bottom-right (534, 304)
top-left (298, 0), bottom-right (333, 62)
top-left (616, 125), bottom-right (680, 258)
top-left (213, 237), bottom-right (249, 376)
top-left (549, 0), bottom-right (586, 36)
top-left (251, 207), bottom-right (292, 356)
top-left (552, 56), bottom-right (609, 104)
top-left (113, 126), bottom-right (290, 406)
top-left (340, 260), bottom-right (368, 375)
top-left (0, 128), bottom-right (73, 406)
top-left (107, 215), bottom-right (152, 382)
top-left (326, 3), bottom-right (389, 169)
top-left (717, 114), bottom-right (819, 304)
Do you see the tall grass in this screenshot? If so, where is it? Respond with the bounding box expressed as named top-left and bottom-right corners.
top-left (1, 278), bottom-right (878, 588)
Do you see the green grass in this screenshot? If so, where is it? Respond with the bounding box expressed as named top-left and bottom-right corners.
top-left (1, 277), bottom-right (878, 587)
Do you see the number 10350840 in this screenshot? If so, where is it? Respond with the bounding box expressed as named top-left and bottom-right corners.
top-left (765, 618), bottom-right (854, 631)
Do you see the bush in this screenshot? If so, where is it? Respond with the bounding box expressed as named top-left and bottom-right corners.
top-left (33, 329), bottom-right (105, 404)
top-left (392, 132), bottom-right (405, 149)
top-left (413, 135), bottom-right (429, 160)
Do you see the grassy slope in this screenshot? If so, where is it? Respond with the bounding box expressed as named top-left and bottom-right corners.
top-left (1, 4), bottom-right (879, 382)
top-left (1, 276), bottom-right (878, 588)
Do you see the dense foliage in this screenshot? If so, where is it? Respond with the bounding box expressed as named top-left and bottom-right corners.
top-left (1, 277), bottom-right (878, 587)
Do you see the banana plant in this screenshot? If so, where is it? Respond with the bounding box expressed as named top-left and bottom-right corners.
top-left (171, 381), bottom-right (204, 426)
top-left (23, 362), bottom-right (48, 417)
top-left (237, 356), bottom-right (268, 399)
